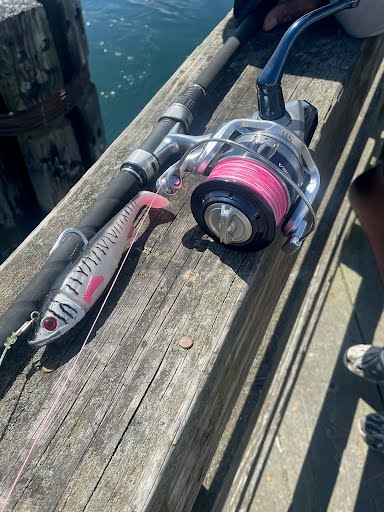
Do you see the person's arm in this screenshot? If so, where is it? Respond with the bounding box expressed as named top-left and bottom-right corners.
top-left (349, 165), bottom-right (384, 283)
top-left (263, 0), bottom-right (325, 31)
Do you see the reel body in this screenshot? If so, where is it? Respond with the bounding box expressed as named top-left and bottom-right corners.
top-left (157, 99), bottom-right (320, 254)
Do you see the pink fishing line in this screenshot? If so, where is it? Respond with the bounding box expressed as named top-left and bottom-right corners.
top-left (0, 190), bottom-right (163, 512)
top-left (208, 157), bottom-right (288, 225)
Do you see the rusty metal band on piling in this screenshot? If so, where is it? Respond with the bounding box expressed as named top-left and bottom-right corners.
top-left (0, 67), bottom-right (90, 136)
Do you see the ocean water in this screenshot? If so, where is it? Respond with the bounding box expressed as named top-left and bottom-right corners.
top-left (82, 0), bottom-right (233, 144)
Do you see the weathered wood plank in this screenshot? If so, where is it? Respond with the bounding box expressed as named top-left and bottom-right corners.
top-left (0, 11), bottom-right (383, 512)
top-left (204, 53), bottom-right (384, 512)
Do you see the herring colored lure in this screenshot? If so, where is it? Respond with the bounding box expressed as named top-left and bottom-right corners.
top-left (29, 192), bottom-right (169, 348)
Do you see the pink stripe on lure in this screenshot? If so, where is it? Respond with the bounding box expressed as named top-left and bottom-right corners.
top-left (83, 276), bottom-right (104, 303)
top-left (127, 225), bottom-right (134, 240)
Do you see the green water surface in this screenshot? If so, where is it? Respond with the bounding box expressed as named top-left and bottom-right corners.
top-left (82, 0), bottom-right (233, 144)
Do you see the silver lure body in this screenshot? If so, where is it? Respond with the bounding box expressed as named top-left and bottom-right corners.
top-left (29, 191), bottom-right (169, 348)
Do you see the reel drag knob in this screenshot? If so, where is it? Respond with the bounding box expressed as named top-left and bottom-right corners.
top-left (204, 203), bottom-right (252, 245)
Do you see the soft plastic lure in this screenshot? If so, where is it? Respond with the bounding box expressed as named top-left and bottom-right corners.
top-left (28, 191), bottom-right (169, 348)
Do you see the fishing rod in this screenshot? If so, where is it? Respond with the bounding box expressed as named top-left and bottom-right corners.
top-left (0, 1), bottom-right (274, 351)
top-left (0, 0), bottom-right (358, 353)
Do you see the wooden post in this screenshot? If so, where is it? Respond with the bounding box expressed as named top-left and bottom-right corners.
top-left (39, 0), bottom-right (106, 167)
top-left (38, 0), bottom-right (89, 82)
top-left (0, 0), bottom-right (105, 214)
top-left (0, 151), bottom-right (23, 232)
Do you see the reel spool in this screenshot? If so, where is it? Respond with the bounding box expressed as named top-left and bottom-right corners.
top-left (190, 157), bottom-right (286, 250)
top-left (190, 130), bottom-right (304, 251)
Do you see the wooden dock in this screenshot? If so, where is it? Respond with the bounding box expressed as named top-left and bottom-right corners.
top-left (0, 10), bottom-right (383, 512)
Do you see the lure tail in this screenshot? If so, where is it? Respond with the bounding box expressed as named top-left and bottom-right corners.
top-left (136, 191), bottom-right (169, 209)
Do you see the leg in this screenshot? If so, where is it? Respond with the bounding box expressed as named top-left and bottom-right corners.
top-left (344, 164), bottom-right (384, 377)
top-left (344, 164), bottom-right (384, 452)
top-left (348, 163), bottom-right (384, 282)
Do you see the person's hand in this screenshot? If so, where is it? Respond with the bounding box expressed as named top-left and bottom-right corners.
top-left (263, 0), bottom-right (325, 31)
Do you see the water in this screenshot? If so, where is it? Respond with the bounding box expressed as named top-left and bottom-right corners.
top-left (82, 0), bottom-right (233, 144)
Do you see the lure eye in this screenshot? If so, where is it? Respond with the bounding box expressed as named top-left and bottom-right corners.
top-left (43, 317), bottom-right (58, 332)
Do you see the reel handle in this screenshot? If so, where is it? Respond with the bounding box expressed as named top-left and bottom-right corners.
top-left (257, 0), bottom-right (359, 121)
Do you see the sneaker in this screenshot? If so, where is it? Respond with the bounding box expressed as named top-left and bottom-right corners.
top-left (359, 412), bottom-right (384, 454)
top-left (343, 344), bottom-right (384, 383)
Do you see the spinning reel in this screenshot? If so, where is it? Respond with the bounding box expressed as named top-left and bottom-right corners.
top-left (156, 100), bottom-right (319, 253)
top-left (152, 0), bottom-right (353, 253)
